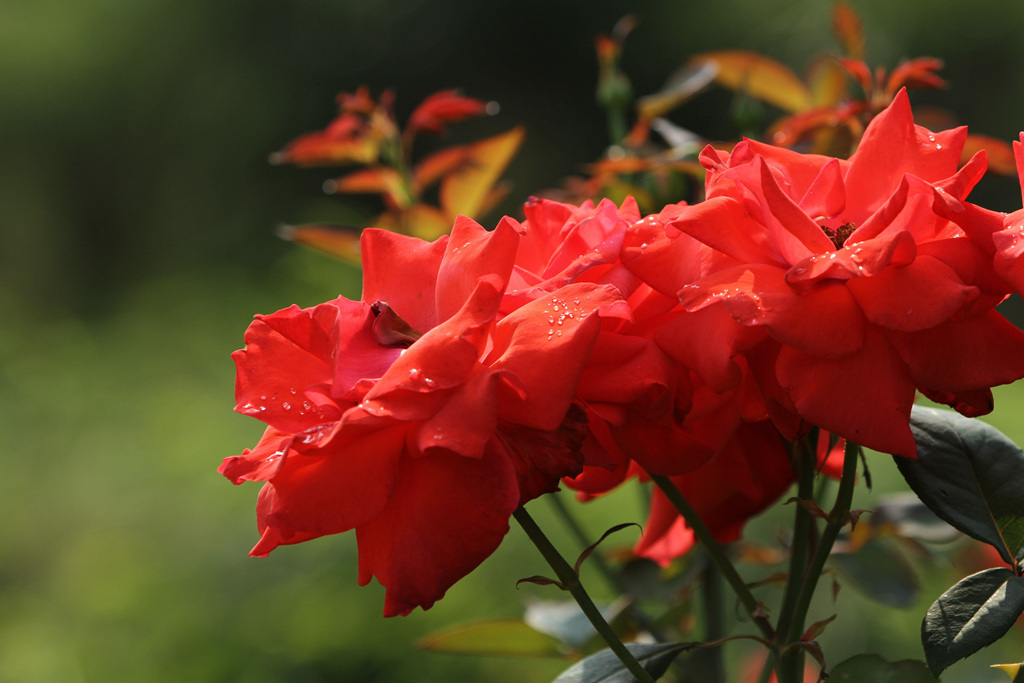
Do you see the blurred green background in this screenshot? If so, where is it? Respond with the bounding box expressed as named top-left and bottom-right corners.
top-left (4, 0), bottom-right (1024, 681)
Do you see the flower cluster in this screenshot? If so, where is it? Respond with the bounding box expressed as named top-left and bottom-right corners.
top-left (223, 90), bottom-right (1024, 616)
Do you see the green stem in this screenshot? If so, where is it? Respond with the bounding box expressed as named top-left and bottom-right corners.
top-left (648, 474), bottom-right (775, 641)
top-left (775, 440), bottom-right (860, 683)
top-left (774, 440), bottom-right (817, 661)
top-left (701, 561), bottom-right (726, 683)
top-left (513, 506), bottom-right (655, 683)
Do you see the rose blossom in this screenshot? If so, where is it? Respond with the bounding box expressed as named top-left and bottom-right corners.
top-left (625, 89), bottom-right (1024, 457)
top-left (221, 216), bottom-right (623, 616)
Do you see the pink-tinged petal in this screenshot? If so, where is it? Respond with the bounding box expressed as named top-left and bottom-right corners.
top-left (683, 263), bottom-right (865, 358)
top-left (542, 199), bottom-right (626, 277)
top-left (753, 157), bottom-right (836, 261)
top-left (361, 229), bottom-right (447, 333)
top-left (517, 197), bottom-right (577, 273)
top-left (496, 403), bottom-right (588, 503)
top-left (665, 196), bottom-right (784, 267)
top-left (777, 328), bottom-right (917, 457)
top-left (358, 276), bottom-right (505, 421)
top-left (435, 215), bottom-right (521, 323)
top-left (219, 426), bottom-right (293, 485)
top-left (785, 230), bottom-right (916, 285)
top-left (846, 256), bottom-right (978, 332)
top-left (234, 300), bottom-right (342, 433)
top-left (844, 89), bottom-right (966, 221)
top-left (356, 446), bottom-right (519, 616)
top-left (249, 424), bottom-right (408, 557)
top-left (489, 283), bottom-right (624, 431)
top-left (886, 310), bottom-right (1024, 392)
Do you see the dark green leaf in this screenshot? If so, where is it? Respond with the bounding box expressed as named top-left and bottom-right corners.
top-left (416, 618), bottom-right (568, 658)
top-left (552, 642), bottom-right (687, 683)
top-left (829, 654), bottom-right (938, 682)
top-left (831, 537), bottom-right (921, 608)
top-left (900, 406), bottom-right (1024, 564)
top-left (922, 567), bottom-right (1024, 676)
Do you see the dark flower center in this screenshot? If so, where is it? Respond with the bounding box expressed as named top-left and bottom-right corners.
top-left (370, 301), bottom-right (423, 348)
top-left (821, 221), bottom-right (856, 249)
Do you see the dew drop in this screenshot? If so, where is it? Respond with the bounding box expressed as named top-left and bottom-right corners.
top-left (282, 402), bottom-right (291, 410)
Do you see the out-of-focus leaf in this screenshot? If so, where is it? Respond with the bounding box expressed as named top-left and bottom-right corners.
top-left (326, 167), bottom-right (412, 208)
top-left (277, 223), bottom-right (362, 264)
top-left (440, 126), bottom-right (524, 218)
top-left (552, 642), bottom-right (687, 683)
top-left (524, 599), bottom-right (628, 649)
top-left (373, 204), bottom-right (452, 240)
top-left (885, 58), bottom-right (945, 97)
top-left (416, 618), bottom-right (568, 658)
top-left (923, 568), bottom-right (1024, 676)
top-left (831, 536), bottom-right (921, 608)
top-left (831, 2), bottom-right (865, 60)
top-left (829, 654), bottom-right (938, 682)
top-left (688, 51), bottom-right (812, 113)
top-left (635, 61), bottom-right (718, 122)
top-left (407, 90), bottom-right (489, 136)
top-left (806, 55), bottom-right (850, 107)
top-left (413, 146), bottom-right (471, 192)
top-left (900, 406), bottom-right (1024, 566)
top-left (872, 492), bottom-right (960, 544)
top-left (963, 134), bottom-right (1017, 175)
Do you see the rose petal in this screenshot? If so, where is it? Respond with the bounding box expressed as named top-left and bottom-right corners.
top-left (361, 229), bottom-right (447, 333)
top-left (250, 424), bottom-right (407, 556)
top-left (435, 215), bottom-right (521, 323)
top-left (489, 282), bottom-right (623, 430)
top-left (846, 255), bottom-right (978, 332)
top-left (886, 310), bottom-right (1024, 392)
top-left (777, 328), bottom-right (917, 457)
top-left (356, 445), bottom-right (519, 616)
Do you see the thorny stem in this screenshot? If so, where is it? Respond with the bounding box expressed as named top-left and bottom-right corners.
top-left (775, 439), bottom-right (861, 683)
top-left (700, 561), bottom-right (727, 683)
top-left (545, 493), bottom-right (668, 642)
top-left (774, 438), bottom-right (817, 657)
top-left (648, 474), bottom-right (776, 641)
top-left (513, 506), bottom-right (655, 683)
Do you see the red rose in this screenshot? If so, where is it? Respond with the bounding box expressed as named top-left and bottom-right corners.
top-left (505, 197), bottom-right (713, 492)
top-left (222, 217), bottom-right (623, 616)
top-left (625, 89), bottom-right (1024, 457)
